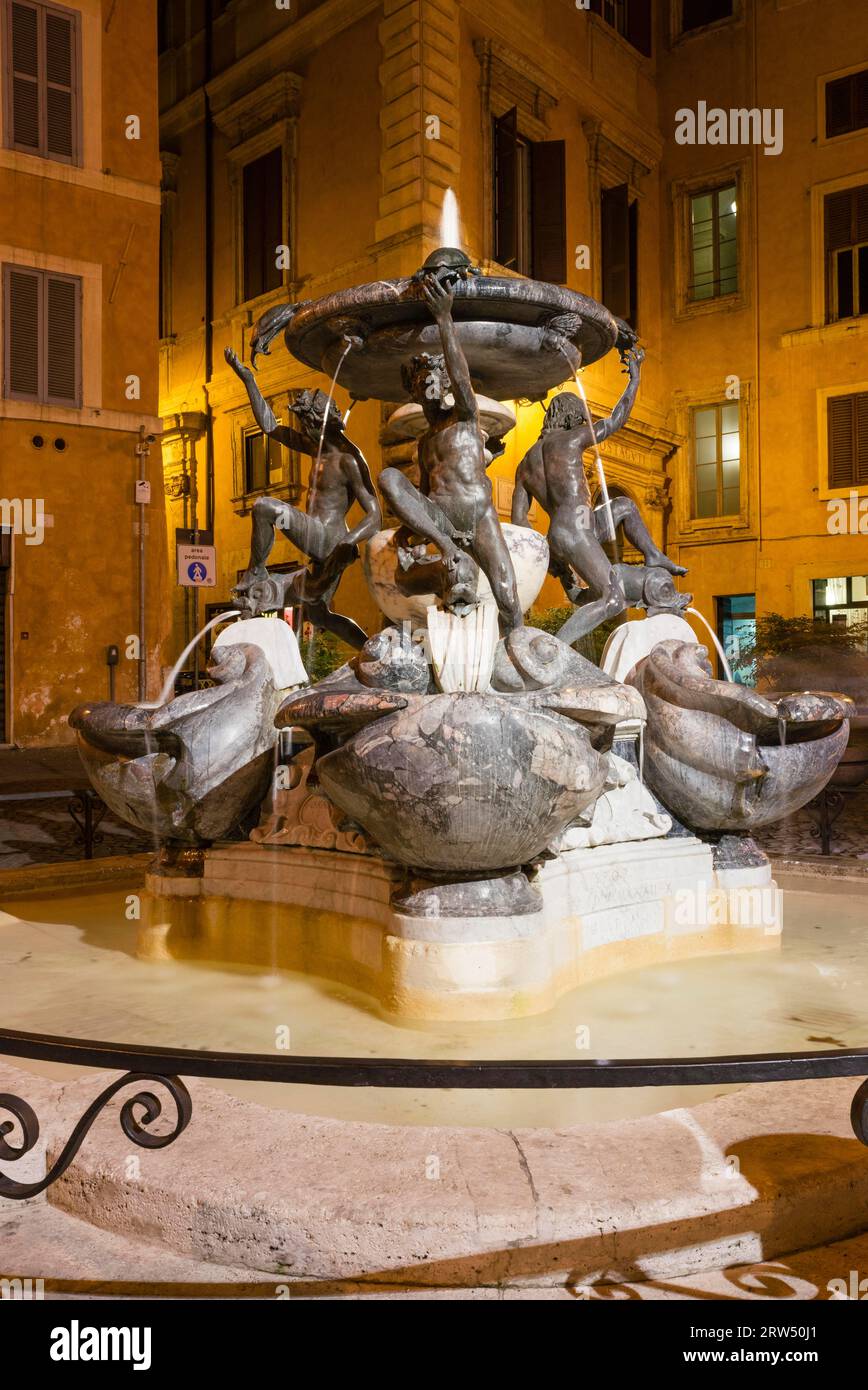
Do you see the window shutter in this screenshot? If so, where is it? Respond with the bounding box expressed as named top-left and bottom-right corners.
top-left (5, 265), bottom-right (41, 398)
top-left (9, 1), bottom-right (40, 151)
top-left (45, 271), bottom-right (79, 403)
top-left (626, 0), bottom-right (652, 57)
top-left (828, 394), bottom-right (856, 489)
top-left (44, 6), bottom-right (75, 161)
top-left (825, 190), bottom-right (854, 253)
top-left (531, 140), bottom-right (566, 284)
top-left (601, 182), bottom-right (631, 321)
top-left (858, 392), bottom-right (868, 486)
top-left (494, 107), bottom-right (518, 271)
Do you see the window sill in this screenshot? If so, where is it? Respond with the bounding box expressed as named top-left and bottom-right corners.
top-left (231, 483), bottom-right (302, 517)
top-left (586, 15), bottom-right (650, 67)
top-left (675, 291), bottom-right (745, 322)
top-left (780, 316), bottom-right (868, 349)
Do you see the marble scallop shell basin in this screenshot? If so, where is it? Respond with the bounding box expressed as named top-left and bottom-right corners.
top-left (364, 524), bottom-right (550, 625)
top-left (283, 272), bottom-right (619, 401)
top-left (304, 691), bottom-right (610, 876)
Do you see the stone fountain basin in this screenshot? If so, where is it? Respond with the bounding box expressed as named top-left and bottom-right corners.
top-left (284, 273), bottom-right (619, 402)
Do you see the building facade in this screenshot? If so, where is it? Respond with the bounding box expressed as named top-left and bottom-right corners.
top-left (157, 0), bottom-right (868, 678)
top-left (0, 0), bottom-right (167, 746)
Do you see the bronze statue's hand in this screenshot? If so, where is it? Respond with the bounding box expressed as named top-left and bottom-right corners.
top-left (622, 344), bottom-right (645, 376)
top-left (225, 346), bottom-right (252, 378)
top-left (423, 273), bottom-right (454, 321)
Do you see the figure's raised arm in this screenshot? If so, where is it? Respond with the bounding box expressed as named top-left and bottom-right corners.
top-left (422, 275), bottom-right (477, 421)
top-left (341, 447), bottom-right (382, 547)
top-left (224, 348), bottom-right (314, 454)
top-left (593, 345), bottom-right (644, 445)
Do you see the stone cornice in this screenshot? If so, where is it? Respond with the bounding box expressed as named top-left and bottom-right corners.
top-left (212, 72), bottom-right (304, 147)
top-left (205, 0), bottom-right (380, 113)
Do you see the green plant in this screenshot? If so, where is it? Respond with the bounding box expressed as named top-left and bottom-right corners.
top-left (303, 628), bottom-right (354, 682)
top-left (739, 613), bottom-right (868, 692)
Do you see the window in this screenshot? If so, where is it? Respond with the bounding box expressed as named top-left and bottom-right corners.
top-left (3, 0), bottom-right (80, 163)
top-left (813, 576), bottom-right (868, 635)
top-left (243, 428), bottom-right (282, 495)
top-left (825, 68), bottom-right (868, 140)
top-left (601, 183), bottom-right (638, 327)
top-left (827, 391), bottom-right (868, 489)
top-left (716, 594), bottom-right (755, 685)
top-left (825, 185), bottom-right (868, 322)
top-left (3, 263), bottom-right (81, 406)
top-left (689, 184), bottom-right (738, 301)
top-left (493, 108), bottom-right (566, 281)
top-left (589, 0), bottom-right (652, 55)
top-left (692, 402), bottom-right (740, 518)
top-left (242, 147), bottom-right (284, 303)
top-left (680, 0), bottom-right (733, 33)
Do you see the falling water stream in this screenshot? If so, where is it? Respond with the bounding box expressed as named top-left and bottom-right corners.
top-left (686, 606), bottom-right (734, 683)
top-left (140, 611), bottom-right (241, 709)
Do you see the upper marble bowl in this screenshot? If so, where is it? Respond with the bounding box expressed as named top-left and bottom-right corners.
top-left (283, 266), bottom-right (620, 402)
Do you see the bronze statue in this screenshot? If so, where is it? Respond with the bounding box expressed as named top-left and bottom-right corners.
top-left (225, 347), bottom-right (381, 650)
top-left (378, 275), bottom-right (523, 631)
top-left (511, 346), bottom-right (687, 644)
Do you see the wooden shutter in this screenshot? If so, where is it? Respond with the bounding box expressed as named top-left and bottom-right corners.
top-left (826, 69), bottom-right (868, 139)
top-left (494, 107), bottom-right (518, 271)
top-left (44, 4), bottom-right (75, 160)
top-left (828, 392), bottom-right (868, 488)
top-left (531, 140), bottom-right (566, 283)
top-left (601, 182), bottom-right (631, 321)
top-left (3, 263), bottom-right (80, 404)
top-left (825, 186), bottom-right (868, 317)
top-left (859, 393), bottom-right (868, 486)
top-left (626, 0), bottom-right (652, 57)
top-left (5, 0), bottom-right (78, 162)
top-left (45, 271), bottom-right (79, 404)
top-left (5, 264), bottom-right (41, 398)
top-left (9, 1), bottom-right (40, 151)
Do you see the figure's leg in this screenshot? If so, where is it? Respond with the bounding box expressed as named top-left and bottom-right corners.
top-left (304, 599), bottom-right (368, 652)
top-left (554, 533), bottom-right (627, 646)
top-left (236, 496), bottom-right (319, 593)
top-left (379, 468), bottom-right (458, 557)
top-left (601, 497), bottom-right (687, 576)
top-left (472, 508), bottom-right (523, 632)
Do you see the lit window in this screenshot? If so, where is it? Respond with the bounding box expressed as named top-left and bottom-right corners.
top-left (692, 402), bottom-right (740, 518)
top-left (689, 185), bottom-right (738, 301)
top-left (243, 429), bottom-right (282, 495)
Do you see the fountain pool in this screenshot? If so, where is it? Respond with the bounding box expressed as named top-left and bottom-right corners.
top-left (1, 877), bottom-right (865, 1131)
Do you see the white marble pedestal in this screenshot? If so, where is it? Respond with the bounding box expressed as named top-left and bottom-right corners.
top-left (143, 836), bottom-right (780, 1021)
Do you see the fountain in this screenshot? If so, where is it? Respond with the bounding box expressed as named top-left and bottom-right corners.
top-left (65, 242), bottom-right (850, 1021)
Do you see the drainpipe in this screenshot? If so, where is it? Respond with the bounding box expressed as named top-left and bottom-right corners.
top-left (135, 425), bottom-right (153, 700)
top-left (204, 3), bottom-right (215, 537)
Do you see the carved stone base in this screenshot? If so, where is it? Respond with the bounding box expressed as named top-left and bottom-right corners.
top-left (393, 868), bottom-right (541, 919)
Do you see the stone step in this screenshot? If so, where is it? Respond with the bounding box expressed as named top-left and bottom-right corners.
top-left (2, 1060), bottom-right (865, 1288)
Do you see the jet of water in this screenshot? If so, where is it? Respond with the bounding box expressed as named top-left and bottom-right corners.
top-left (440, 187), bottom-right (460, 248)
top-left (686, 607), bottom-right (734, 683)
top-left (140, 611), bottom-right (241, 709)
